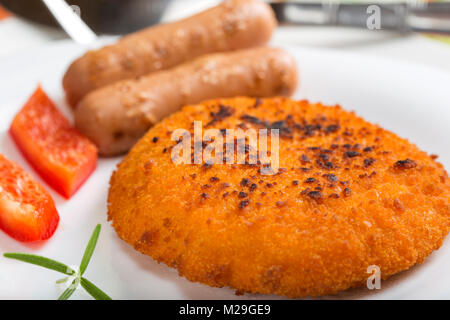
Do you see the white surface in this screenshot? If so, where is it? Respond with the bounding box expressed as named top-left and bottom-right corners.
top-left (0, 17), bottom-right (65, 57)
top-left (0, 41), bottom-right (449, 299)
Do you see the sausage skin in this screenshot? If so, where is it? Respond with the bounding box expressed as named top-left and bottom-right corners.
top-left (75, 47), bottom-right (298, 156)
top-left (63, 0), bottom-right (277, 107)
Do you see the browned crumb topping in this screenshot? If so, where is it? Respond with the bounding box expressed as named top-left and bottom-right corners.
top-left (239, 200), bottom-right (249, 209)
top-left (343, 188), bottom-right (352, 197)
top-left (394, 159), bottom-right (417, 169)
top-left (307, 191), bottom-right (323, 201)
top-left (207, 104), bottom-right (234, 127)
top-left (238, 192), bottom-right (248, 199)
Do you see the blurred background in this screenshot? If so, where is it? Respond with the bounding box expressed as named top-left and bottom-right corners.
top-left (0, 0), bottom-right (449, 71)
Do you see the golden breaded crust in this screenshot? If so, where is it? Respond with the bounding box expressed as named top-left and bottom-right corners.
top-left (108, 97), bottom-right (450, 297)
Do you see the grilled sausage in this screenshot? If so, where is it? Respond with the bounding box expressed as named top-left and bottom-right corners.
top-left (63, 0), bottom-right (277, 107)
top-left (74, 47), bottom-right (298, 156)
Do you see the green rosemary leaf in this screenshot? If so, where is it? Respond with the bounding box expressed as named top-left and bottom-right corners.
top-left (3, 253), bottom-right (75, 275)
top-left (80, 277), bottom-right (112, 300)
top-left (56, 277), bottom-right (69, 284)
top-left (79, 224), bottom-right (101, 276)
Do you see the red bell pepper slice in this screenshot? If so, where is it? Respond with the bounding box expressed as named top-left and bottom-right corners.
top-left (10, 86), bottom-right (97, 199)
top-left (0, 154), bottom-right (59, 242)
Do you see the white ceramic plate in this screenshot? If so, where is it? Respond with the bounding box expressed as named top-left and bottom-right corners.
top-left (0, 40), bottom-right (449, 300)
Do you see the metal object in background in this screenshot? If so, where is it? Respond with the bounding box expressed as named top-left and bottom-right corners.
top-left (41, 0), bottom-right (97, 44)
top-left (2, 1), bottom-right (449, 36)
top-left (271, 2), bottom-right (450, 35)
top-left (0, 0), bottom-right (170, 34)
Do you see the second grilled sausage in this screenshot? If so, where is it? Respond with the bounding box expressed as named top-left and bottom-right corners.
top-left (75, 47), bottom-right (298, 156)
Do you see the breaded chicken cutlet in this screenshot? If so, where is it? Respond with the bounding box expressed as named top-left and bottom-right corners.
top-left (108, 97), bottom-right (450, 298)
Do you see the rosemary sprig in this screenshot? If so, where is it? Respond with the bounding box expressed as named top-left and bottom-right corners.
top-left (3, 224), bottom-right (111, 300)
